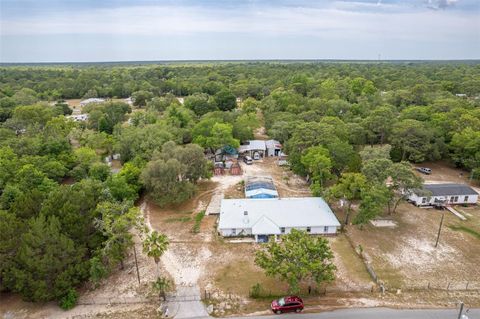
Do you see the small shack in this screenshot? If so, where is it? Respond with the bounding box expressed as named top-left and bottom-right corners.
top-left (266, 140), bottom-right (282, 157)
top-left (214, 162), bottom-right (225, 176)
top-left (215, 145), bottom-right (239, 162)
top-left (230, 161), bottom-right (242, 175)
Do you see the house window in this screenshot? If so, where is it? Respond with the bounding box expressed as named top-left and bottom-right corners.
top-left (324, 226), bottom-right (329, 233)
top-left (306, 227), bottom-right (311, 233)
top-left (280, 227), bottom-right (285, 234)
top-left (232, 228), bottom-right (236, 235)
top-left (422, 197), bottom-right (427, 204)
top-left (464, 196), bottom-right (469, 202)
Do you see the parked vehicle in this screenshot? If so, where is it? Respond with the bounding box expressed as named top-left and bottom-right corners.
top-left (271, 296), bottom-right (304, 314)
top-left (416, 167), bottom-right (432, 175)
top-left (243, 156), bottom-right (253, 165)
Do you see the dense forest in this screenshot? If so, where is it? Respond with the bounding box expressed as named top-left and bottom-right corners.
top-left (0, 62), bottom-right (479, 306)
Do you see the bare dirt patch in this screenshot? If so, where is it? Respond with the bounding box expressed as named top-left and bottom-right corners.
top-left (146, 180), bottom-right (217, 241)
top-left (243, 157), bottom-right (311, 198)
top-left (413, 161), bottom-right (479, 188)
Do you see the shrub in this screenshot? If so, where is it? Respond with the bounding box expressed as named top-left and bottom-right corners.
top-left (249, 283), bottom-right (262, 298)
top-left (192, 211), bottom-right (205, 233)
top-left (58, 288), bottom-right (78, 310)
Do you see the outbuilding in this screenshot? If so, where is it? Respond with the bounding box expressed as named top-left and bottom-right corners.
top-left (218, 197), bottom-right (341, 242)
top-left (408, 183), bottom-right (479, 207)
top-left (238, 140), bottom-right (266, 159)
top-left (245, 176), bottom-right (278, 199)
top-left (265, 139), bottom-right (282, 157)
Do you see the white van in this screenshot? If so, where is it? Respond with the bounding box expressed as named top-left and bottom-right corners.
top-left (243, 156), bottom-right (253, 165)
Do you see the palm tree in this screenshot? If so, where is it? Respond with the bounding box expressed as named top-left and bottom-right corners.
top-left (143, 230), bottom-right (169, 278)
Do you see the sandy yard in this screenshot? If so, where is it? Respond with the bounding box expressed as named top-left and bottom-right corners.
top-left (4, 158), bottom-right (479, 318)
top-left (142, 156), bottom-right (382, 316)
top-left (142, 157), bottom-right (480, 316)
top-left (413, 161), bottom-right (480, 189)
top-left (347, 202), bottom-right (480, 292)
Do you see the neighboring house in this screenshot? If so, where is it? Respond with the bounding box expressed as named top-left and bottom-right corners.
top-left (80, 98), bottom-right (105, 106)
top-left (245, 176), bottom-right (279, 199)
top-left (455, 93), bottom-right (467, 98)
top-left (238, 140), bottom-right (267, 158)
top-left (124, 97), bottom-right (133, 105)
top-left (67, 114), bottom-right (89, 122)
top-left (218, 197), bottom-right (341, 242)
top-left (408, 183), bottom-right (479, 206)
top-left (265, 139), bottom-right (282, 157)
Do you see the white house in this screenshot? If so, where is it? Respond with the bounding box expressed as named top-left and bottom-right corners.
top-left (80, 98), bottom-right (105, 106)
top-left (218, 197), bottom-right (341, 242)
top-left (408, 183), bottom-right (479, 206)
top-left (67, 114), bottom-right (89, 122)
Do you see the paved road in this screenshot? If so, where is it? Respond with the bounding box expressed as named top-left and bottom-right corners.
top-left (228, 307), bottom-right (479, 319)
top-left (165, 285), bottom-right (209, 319)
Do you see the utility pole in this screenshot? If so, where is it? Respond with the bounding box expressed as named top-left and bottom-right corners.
top-left (458, 301), bottom-right (464, 319)
top-left (133, 244), bottom-right (141, 285)
top-left (435, 213), bottom-right (445, 248)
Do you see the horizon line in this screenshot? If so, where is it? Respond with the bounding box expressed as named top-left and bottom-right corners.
top-left (1, 58), bottom-right (480, 66)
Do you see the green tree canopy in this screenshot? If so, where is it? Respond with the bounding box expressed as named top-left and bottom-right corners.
top-left (255, 229), bottom-right (336, 293)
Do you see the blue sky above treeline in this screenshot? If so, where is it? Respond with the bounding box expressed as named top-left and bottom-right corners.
top-left (0, 0), bottom-right (479, 62)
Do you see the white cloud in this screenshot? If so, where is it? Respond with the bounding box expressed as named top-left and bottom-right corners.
top-left (0, 1), bottom-right (478, 45)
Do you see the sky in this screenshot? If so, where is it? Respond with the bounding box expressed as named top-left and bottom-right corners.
top-left (0, 0), bottom-right (479, 62)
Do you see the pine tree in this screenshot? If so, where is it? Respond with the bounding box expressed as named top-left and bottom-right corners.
top-left (11, 214), bottom-right (87, 302)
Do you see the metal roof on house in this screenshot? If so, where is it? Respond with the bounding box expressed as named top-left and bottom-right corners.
top-left (421, 183), bottom-right (478, 197)
top-left (218, 198), bottom-right (340, 234)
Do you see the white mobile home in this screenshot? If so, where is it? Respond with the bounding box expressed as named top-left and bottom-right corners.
top-left (218, 197), bottom-right (340, 242)
top-left (409, 183), bottom-right (478, 206)
top-left (80, 98), bottom-right (105, 106)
